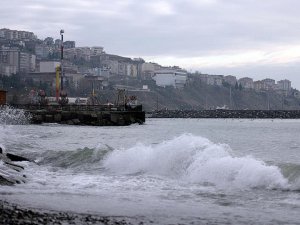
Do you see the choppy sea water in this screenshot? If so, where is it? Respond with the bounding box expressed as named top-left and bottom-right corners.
top-left (1, 110), bottom-right (300, 224)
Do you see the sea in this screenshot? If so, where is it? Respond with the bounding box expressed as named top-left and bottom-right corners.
top-left (1, 107), bottom-right (300, 224)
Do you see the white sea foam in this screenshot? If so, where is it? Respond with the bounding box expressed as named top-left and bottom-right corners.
top-left (103, 134), bottom-right (289, 190)
top-left (0, 105), bottom-right (30, 125)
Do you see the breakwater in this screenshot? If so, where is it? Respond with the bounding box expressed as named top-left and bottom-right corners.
top-left (14, 105), bottom-right (145, 126)
top-left (150, 109), bottom-right (300, 119)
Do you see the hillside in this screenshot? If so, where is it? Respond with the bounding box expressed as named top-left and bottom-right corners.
top-left (122, 83), bottom-right (300, 111)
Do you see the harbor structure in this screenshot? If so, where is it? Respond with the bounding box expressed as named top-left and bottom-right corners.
top-left (0, 89), bottom-right (6, 105)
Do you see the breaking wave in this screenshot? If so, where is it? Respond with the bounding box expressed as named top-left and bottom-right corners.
top-left (103, 134), bottom-right (296, 190)
top-left (36, 144), bottom-right (113, 169)
top-left (0, 105), bottom-right (31, 125)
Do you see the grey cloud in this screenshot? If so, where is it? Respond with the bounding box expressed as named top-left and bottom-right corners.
top-left (1, 0), bottom-right (300, 88)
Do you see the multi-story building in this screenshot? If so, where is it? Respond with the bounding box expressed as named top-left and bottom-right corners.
top-left (0, 28), bottom-right (36, 41)
top-left (98, 54), bottom-right (133, 77)
top-left (223, 75), bottom-right (237, 86)
top-left (44, 37), bottom-right (54, 46)
top-left (65, 47), bottom-right (92, 61)
top-left (238, 77), bottom-right (254, 89)
top-left (141, 62), bottom-right (161, 79)
top-left (65, 73), bottom-right (84, 90)
top-left (0, 49), bottom-right (36, 75)
top-left (91, 46), bottom-right (103, 56)
top-left (207, 75), bottom-right (223, 86)
top-left (261, 78), bottom-right (276, 90)
top-left (132, 58), bottom-right (145, 79)
top-left (197, 74), bottom-right (209, 84)
top-left (25, 72), bottom-right (56, 89)
top-left (126, 64), bottom-right (138, 77)
top-left (79, 47), bottom-right (93, 61)
top-left (20, 52), bottom-right (36, 73)
top-left (277, 79), bottom-right (291, 92)
top-left (64, 41), bottom-right (76, 49)
top-left (254, 81), bottom-right (263, 91)
top-left (153, 69), bottom-right (187, 89)
top-left (0, 49), bottom-right (19, 76)
top-left (35, 44), bottom-right (51, 59)
top-left (0, 30), bottom-right (5, 39)
top-left (54, 39), bottom-right (62, 49)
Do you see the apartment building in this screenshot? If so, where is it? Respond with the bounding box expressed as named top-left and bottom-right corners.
top-left (35, 44), bottom-right (51, 59)
top-left (20, 52), bottom-right (36, 73)
top-left (126, 64), bottom-right (138, 77)
top-left (0, 49), bottom-right (19, 76)
top-left (238, 77), bottom-right (254, 89)
top-left (261, 78), bottom-right (276, 90)
top-left (64, 41), bottom-right (76, 49)
top-left (91, 46), bottom-right (103, 56)
top-left (207, 75), bottom-right (223, 86)
top-left (141, 62), bottom-right (161, 79)
top-left (277, 79), bottom-right (291, 92)
top-left (0, 28), bottom-right (36, 41)
top-left (223, 75), bottom-right (237, 86)
top-left (0, 49), bottom-right (36, 75)
top-left (64, 47), bottom-right (91, 61)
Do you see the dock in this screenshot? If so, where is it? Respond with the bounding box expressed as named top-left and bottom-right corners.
top-left (14, 104), bottom-right (145, 126)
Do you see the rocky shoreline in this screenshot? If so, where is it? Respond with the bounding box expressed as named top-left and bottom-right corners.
top-left (0, 200), bottom-right (150, 225)
top-left (150, 109), bottom-right (300, 119)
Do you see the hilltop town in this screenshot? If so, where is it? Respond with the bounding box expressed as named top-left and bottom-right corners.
top-left (1, 28), bottom-right (300, 110)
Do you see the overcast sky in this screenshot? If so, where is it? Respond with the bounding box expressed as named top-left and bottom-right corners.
top-left (1, 0), bottom-right (300, 88)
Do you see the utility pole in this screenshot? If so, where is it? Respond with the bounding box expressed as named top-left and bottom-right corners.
top-left (60, 29), bottom-right (64, 91)
top-left (267, 91), bottom-right (270, 110)
top-left (58, 29), bottom-right (68, 105)
top-left (229, 86), bottom-right (232, 109)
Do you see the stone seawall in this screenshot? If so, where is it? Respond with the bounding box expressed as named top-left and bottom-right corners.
top-left (28, 110), bottom-right (145, 126)
top-left (150, 110), bottom-right (300, 119)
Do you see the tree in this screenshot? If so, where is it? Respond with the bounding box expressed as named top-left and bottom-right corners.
top-left (235, 82), bottom-right (239, 90)
top-left (239, 83), bottom-right (243, 91)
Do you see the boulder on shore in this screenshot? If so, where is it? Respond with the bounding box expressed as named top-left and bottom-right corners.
top-left (0, 149), bottom-right (33, 186)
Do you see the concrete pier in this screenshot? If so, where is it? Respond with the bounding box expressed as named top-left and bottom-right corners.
top-left (16, 105), bottom-right (145, 126)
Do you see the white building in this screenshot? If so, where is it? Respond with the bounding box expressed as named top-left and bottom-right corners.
top-left (39, 61), bottom-right (60, 73)
top-left (91, 47), bottom-right (104, 56)
top-left (153, 69), bottom-right (187, 89)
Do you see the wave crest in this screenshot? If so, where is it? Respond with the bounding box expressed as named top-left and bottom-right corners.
top-left (37, 144), bottom-right (113, 169)
top-left (0, 105), bottom-right (31, 125)
top-left (103, 134), bottom-right (289, 190)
